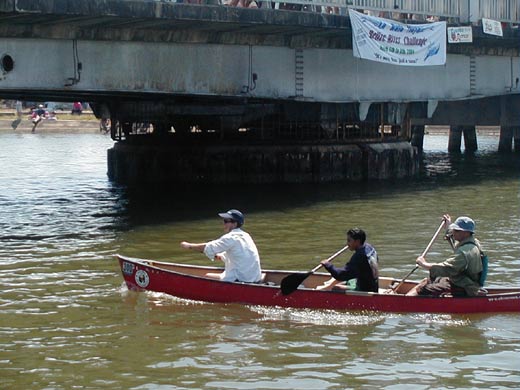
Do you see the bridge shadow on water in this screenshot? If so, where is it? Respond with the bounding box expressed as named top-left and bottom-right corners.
top-left (114, 150), bottom-right (520, 228)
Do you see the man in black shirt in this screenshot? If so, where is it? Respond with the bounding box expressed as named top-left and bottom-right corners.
top-left (317, 228), bottom-right (379, 292)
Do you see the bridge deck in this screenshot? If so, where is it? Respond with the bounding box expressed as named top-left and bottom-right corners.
top-left (1, 1), bottom-right (519, 130)
top-left (0, 1), bottom-right (519, 51)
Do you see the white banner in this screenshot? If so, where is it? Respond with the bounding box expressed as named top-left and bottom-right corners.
top-left (482, 18), bottom-right (503, 37)
top-left (350, 9), bottom-right (446, 66)
top-left (448, 26), bottom-right (473, 43)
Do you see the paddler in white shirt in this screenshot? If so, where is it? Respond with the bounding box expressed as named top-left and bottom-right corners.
top-left (180, 209), bottom-right (262, 283)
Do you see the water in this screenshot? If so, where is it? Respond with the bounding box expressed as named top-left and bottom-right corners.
top-left (0, 132), bottom-right (519, 389)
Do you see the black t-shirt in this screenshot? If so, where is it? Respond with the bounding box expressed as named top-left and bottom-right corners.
top-left (323, 244), bottom-right (379, 292)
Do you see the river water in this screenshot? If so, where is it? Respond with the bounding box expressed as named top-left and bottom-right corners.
top-left (0, 132), bottom-right (519, 389)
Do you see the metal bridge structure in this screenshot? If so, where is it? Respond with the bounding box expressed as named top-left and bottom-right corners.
top-left (1, 0), bottom-right (519, 183)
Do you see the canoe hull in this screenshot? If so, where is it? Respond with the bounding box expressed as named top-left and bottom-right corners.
top-left (117, 255), bottom-right (520, 314)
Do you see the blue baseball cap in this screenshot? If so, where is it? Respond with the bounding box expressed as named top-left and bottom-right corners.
top-left (449, 216), bottom-right (475, 233)
top-left (218, 209), bottom-right (244, 226)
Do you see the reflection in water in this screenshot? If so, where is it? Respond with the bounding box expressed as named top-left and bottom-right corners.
top-left (0, 133), bottom-right (519, 389)
top-left (252, 306), bottom-right (386, 326)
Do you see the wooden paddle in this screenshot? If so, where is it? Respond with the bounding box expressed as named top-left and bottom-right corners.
top-left (388, 218), bottom-right (446, 293)
top-left (280, 245), bottom-right (350, 295)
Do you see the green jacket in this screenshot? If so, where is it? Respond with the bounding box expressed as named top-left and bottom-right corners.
top-left (429, 236), bottom-right (483, 296)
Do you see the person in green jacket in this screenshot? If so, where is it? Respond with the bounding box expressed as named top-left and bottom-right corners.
top-left (407, 215), bottom-right (483, 297)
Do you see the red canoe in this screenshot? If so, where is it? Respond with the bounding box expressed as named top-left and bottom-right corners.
top-left (116, 255), bottom-right (520, 314)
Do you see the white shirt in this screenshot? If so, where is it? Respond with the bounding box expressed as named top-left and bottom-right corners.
top-left (203, 228), bottom-right (262, 283)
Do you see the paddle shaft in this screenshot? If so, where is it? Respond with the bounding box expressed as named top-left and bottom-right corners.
top-left (309, 244), bottom-right (350, 273)
top-left (420, 220), bottom-right (446, 258)
top-left (390, 219), bottom-right (446, 292)
top-left (280, 244), bottom-right (350, 295)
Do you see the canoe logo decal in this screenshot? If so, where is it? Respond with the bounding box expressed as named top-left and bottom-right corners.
top-left (135, 269), bottom-right (150, 288)
top-left (122, 261), bottom-right (134, 275)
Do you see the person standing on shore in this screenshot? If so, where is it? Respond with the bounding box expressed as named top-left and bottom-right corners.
top-left (15, 100), bottom-right (23, 118)
top-left (11, 100), bottom-right (23, 130)
top-left (31, 104), bottom-right (47, 133)
top-left (71, 102), bottom-right (83, 115)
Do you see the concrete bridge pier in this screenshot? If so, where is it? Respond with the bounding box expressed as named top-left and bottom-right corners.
top-left (448, 126), bottom-right (477, 152)
top-left (499, 126), bottom-right (514, 152)
top-left (499, 126), bottom-right (520, 152)
top-left (410, 125), bottom-right (425, 152)
top-left (101, 99), bottom-right (421, 184)
top-left (463, 126), bottom-right (478, 152)
top-left (107, 139), bottom-right (419, 185)
top-left (448, 126), bottom-right (463, 152)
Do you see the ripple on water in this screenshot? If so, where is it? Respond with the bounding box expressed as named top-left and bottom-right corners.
top-left (0, 133), bottom-right (519, 390)
top-left (250, 306), bottom-right (387, 326)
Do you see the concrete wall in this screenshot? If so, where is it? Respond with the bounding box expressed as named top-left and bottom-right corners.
top-left (411, 95), bottom-right (520, 126)
top-left (475, 56), bottom-right (520, 96)
top-left (2, 38), bottom-right (519, 103)
top-left (107, 140), bottom-right (418, 184)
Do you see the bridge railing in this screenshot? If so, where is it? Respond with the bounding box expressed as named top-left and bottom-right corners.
top-left (476, 0), bottom-right (520, 22)
top-left (191, 0), bottom-right (520, 24)
top-left (344, 0), bottom-right (462, 18)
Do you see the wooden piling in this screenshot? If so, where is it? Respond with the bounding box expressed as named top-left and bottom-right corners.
top-left (448, 125), bottom-right (463, 152)
top-left (463, 125), bottom-right (478, 152)
top-left (410, 125), bottom-right (425, 152)
top-left (498, 126), bottom-right (513, 152)
top-left (514, 127), bottom-right (520, 153)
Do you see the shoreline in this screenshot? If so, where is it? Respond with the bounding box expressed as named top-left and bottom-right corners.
top-left (0, 107), bottom-right (101, 133)
top-left (425, 125), bottom-right (500, 136)
top-left (0, 118), bottom-right (101, 133)
top-left (0, 116), bottom-right (501, 136)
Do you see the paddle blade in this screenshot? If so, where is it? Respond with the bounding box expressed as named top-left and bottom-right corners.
top-left (280, 272), bottom-right (311, 295)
